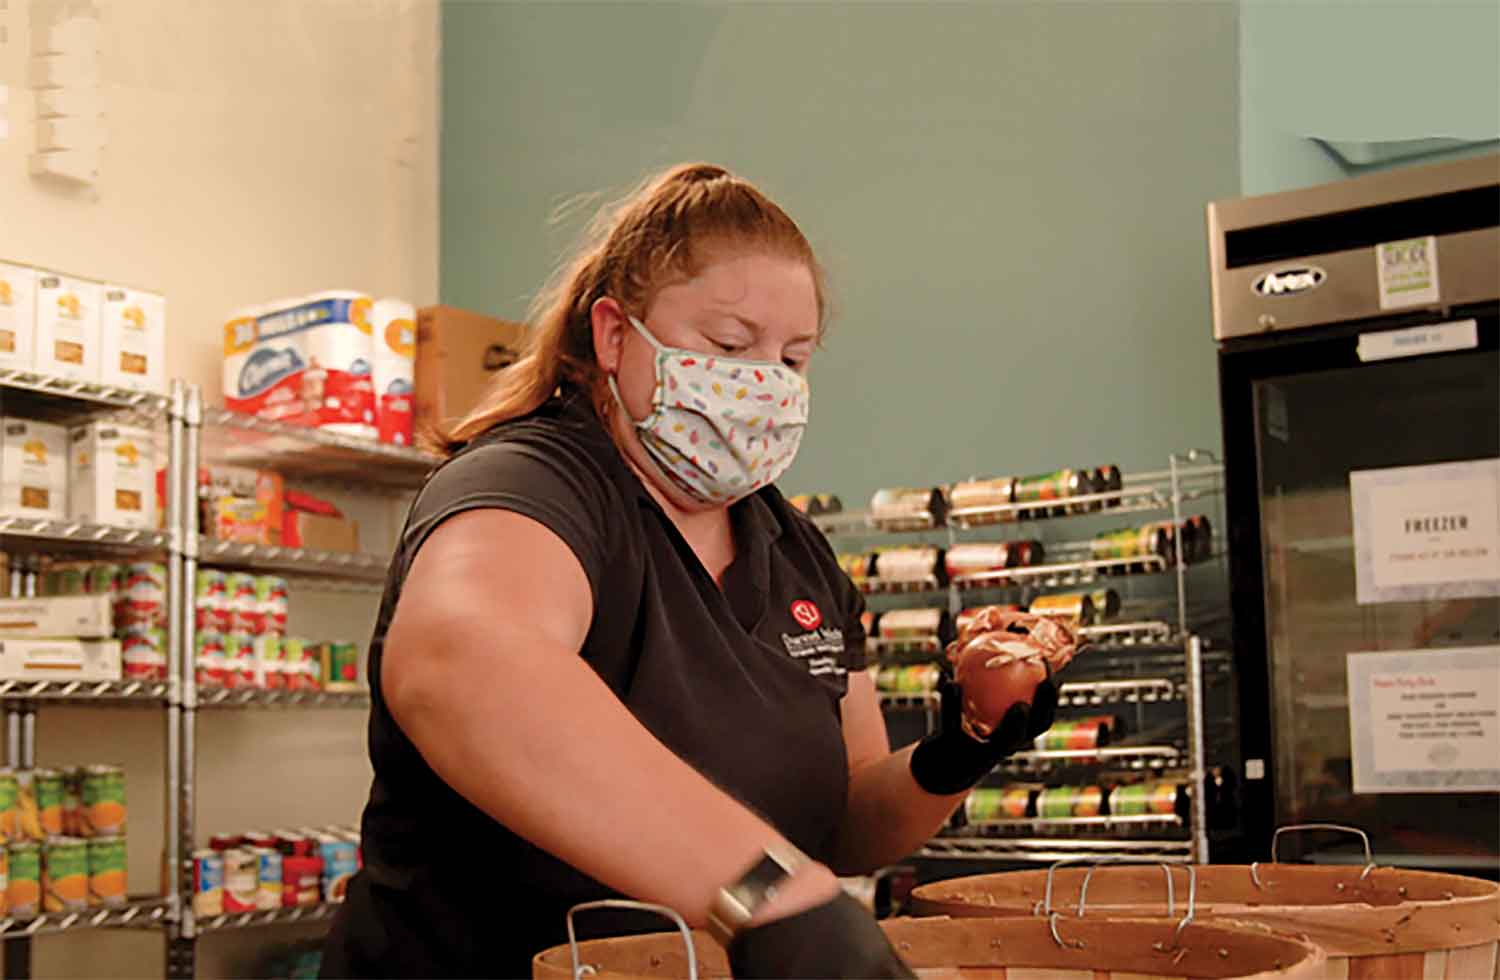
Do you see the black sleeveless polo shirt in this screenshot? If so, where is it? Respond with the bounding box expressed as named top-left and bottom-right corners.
top-left (323, 389), bottom-right (866, 978)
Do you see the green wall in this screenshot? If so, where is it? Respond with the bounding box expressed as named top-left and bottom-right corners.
top-left (442, 1), bottom-right (1240, 503)
top-left (1240, 1), bottom-right (1500, 196)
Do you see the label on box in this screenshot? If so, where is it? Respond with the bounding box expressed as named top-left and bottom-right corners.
top-left (0, 595), bottom-right (114, 638)
top-left (69, 421), bottom-right (155, 528)
top-left (34, 273), bottom-right (100, 381)
top-left (99, 286), bottom-right (166, 393)
top-left (0, 262), bottom-right (37, 370)
top-left (1, 418), bottom-right (68, 520)
top-left (1377, 235), bottom-right (1440, 310)
top-left (0, 638), bottom-right (121, 681)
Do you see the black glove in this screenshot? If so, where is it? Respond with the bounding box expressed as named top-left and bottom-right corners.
top-left (727, 892), bottom-right (916, 979)
top-left (907, 664), bottom-right (1058, 795)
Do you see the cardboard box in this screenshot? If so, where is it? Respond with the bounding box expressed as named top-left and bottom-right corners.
top-left (199, 466), bottom-right (284, 544)
top-left (69, 421), bottom-right (155, 528)
top-left (0, 638), bottom-right (121, 681)
top-left (1, 418), bottom-right (69, 520)
top-left (283, 511), bottom-right (359, 553)
top-left (414, 306), bottom-right (527, 440)
top-left (99, 285), bottom-right (166, 393)
top-left (206, 496), bottom-right (276, 545)
top-left (0, 261), bottom-right (37, 371)
top-left (0, 595), bottom-right (114, 638)
top-left (34, 271), bottom-right (100, 381)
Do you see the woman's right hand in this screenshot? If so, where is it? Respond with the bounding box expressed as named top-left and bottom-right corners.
top-left (724, 863), bottom-right (915, 979)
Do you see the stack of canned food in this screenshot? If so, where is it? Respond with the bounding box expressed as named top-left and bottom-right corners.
top-left (0, 765), bottom-right (128, 918)
top-left (194, 570), bottom-right (362, 692)
top-left (948, 465), bottom-right (1123, 523)
top-left (1091, 516), bottom-right (1214, 572)
top-left (192, 825), bottom-right (360, 917)
top-left (17, 558), bottom-right (170, 680)
top-left (963, 780), bottom-right (1192, 824)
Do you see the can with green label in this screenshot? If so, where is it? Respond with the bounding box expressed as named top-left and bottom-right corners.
top-left (43, 836), bottom-right (88, 912)
top-left (87, 836), bottom-right (127, 907)
top-left (9, 841), bottom-right (41, 917)
top-left (325, 642), bottom-right (361, 691)
top-left (82, 765), bottom-right (126, 837)
top-left (0, 769), bottom-right (18, 843)
top-left (84, 563), bottom-right (121, 596)
top-left (34, 768), bottom-right (65, 838)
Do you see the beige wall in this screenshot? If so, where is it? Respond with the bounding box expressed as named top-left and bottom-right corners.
top-left (1, 1), bottom-right (440, 975)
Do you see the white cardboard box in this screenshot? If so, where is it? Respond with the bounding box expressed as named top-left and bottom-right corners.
top-left (99, 285), bottom-right (165, 393)
top-left (0, 594), bottom-right (114, 638)
top-left (69, 420), bottom-right (154, 527)
top-left (0, 638), bottom-right (121, 681)
top-left (34, 271), bottom-right (100, 379)
top-left (0, 261), bottom-right (36, 371)
top-left (0, 417), bottom-right (68, 520)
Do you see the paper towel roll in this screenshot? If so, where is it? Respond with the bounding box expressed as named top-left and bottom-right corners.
top-left (301, 290), bottom-right (375, 439)
top-left (372, 298), bottom-right (416, 446)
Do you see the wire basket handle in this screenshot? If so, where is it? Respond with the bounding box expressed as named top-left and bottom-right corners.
top-left (1250, 823), bottom-right (1377, 889)
top-left (566, 900), bottom-right (698, 980)
top-left (1041, 859), bottom-right (1196, 951)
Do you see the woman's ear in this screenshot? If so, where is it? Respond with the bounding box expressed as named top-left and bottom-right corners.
top-left (591, 297), bottom-right (628, 374)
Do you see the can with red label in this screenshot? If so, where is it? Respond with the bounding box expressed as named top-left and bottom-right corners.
top-left (121, 625), bottom-right (168, 681)
top-left (195, 632), bottom-right (228, 688)
top-left (282, 854), bottom-right (322, 907)
top-left (256, 576), bottom-right (289, 636)
top-left (254, 634), bottom-right (282, 689)
top-left (194, 569), bottom-right (229, 633)
top-left (116, 563), bottom-right (166, 629)
top-left (227, 573), bottom-right (261, 634)
top-left (221, 633), bottom-right (255, 688)
top-left (208, 833), bottom-right (242, 852)
top-left (221, 848), bottom-right (257, 913)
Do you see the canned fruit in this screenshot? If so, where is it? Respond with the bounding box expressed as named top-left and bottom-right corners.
top-left (9, 842), bottom-right (41, 918)
top-left (86, 836), bottom-right (127, 907)
top-left (43, 837), bottom-right (88, 912)
top-left (35, 769), bottom-right (65, 838)
top-left (82, 765), bottom-right (126, 837)
top-left (222, 848), bottom-right (257, 912)
top-left (254, 848), bottom-right (282, 910)
top-left (193, 850), bottom-right (224, 917)
top-left (0, 769), bottom-right (17, 842)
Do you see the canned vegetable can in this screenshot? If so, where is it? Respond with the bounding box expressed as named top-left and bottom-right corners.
top-left (82, 765), bottom-right (126, 837)
top-left (9, 842), bottom-right (41, 918)
top-left (1037, 786), bottom-right (1105, 819)
top-left (193, 849), bottom-right (224, 917)
top-left (61, 767), bottom-right (84, 837)
top-left (327, 642), bottom-right (361, 690)
top-left (87, 836), bottom-right (127, 907)
top-left (43, 836), bottom-right (88, 912)
top-left (0, 768), bottom-right (18, 842)
top-left (34, 768), bottom-right (65, 838)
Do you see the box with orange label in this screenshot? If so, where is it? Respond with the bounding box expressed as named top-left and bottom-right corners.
top-left (99, 286), bottom-right (166, 393)
top-left (34, 272), bottom-right (100, 381)
top-left (0, 261), bottom-right (38, 371)
top-left (0, 638), bottom-right (121, 681)
top-left (1, 418), bottom-right (68, 520)
top-left (68, 422), bottom-right (155, 528)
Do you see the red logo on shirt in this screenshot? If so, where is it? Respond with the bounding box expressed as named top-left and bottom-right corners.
top-left (790, 600), bottom-right (822, 631)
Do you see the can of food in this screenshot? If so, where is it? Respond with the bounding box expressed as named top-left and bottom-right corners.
top-left (814, 494), bottom-right (842, 515)
top-left (837, 553), bottom-right (873, 584)
top-left (274, 831), bottom-right (313, 857)
top-left (876, 607), bottom-right (948, 642)
top-left (47, 561), bottom-right (88, 596)
top-left (1088, 588), bottom-right (1121, 620)
top-left (253, 847), bottom-right (282, 910)
top-left (1109, 781), bottom-right (1185, 817)
top-left (282, 854), bottom-right (322, 907)
top-left (1009, 540), bottom-right (1045, 568)
top-left (43, 836), bottom-right (88, 912)
top-left (858, 610), bottom-right (878, 638)
top-left (34, 768), bottom-right (65, 838)
top-left (318, 836), bottom-right (358, 903)
top-left (875, 664), bottom-right (941, 694)
top-left (208, 833), bottom-right (243, 852)
top-left (117, 562), bottom-right (167, 628)
top-left (195, 632), bottom-right (228, 688)
top-left (947, 476), bottom-right (1016, 524)
top-left (81, 765), bottom-right (126, 837)
top-left (121, 625), bottom-right (168, 682)
top-left (83, 563), bottom-right (121, 596)
top-left (256, 576), bottom-right (290, 636)
top-left (253, 634), bottom-right (281, 689)
top-left (0, 769), bottom-right (17, 843)
top-left (226, 573), bottom-right (261, 635)
top-left (86, 836), bottom-right (127, 907)
top-left (965, 787), bottom-right (1034, 823)
top-left (869, 487), bottom-right (942, 530)
top-left (193, 849), bottom-right (224, 916)
top-left (195, 569), bottom-right (229, 633)
top-left (1029, 592), bottom-right (1096, 627)
top-left (8, 841), bottom-right (41, 918)
top-left (1094, 464), bottom-right (1123, 508)
top-left (242, 831), bottom-right (275, 851)
top-left (15, 771), bottom-right (41, 842)
top-left (227, 633), bottom-right (258, 688)
top-left (324, 642), bottom-right (361, 691)
top-left (61, 767), bottom-right (84, 837)
top-left (943, 543), bottom-right (1013, 580)
top-left (873, 547), bottom-right (943, 585)
top-left (0, 844), bottom-right (8, 915)
top-left (221, 848), bottom-right (258, 913)
top-left (1014, 469), bottom-right (1089, 518)
top-left (282, 638), bottom-right (314, 690)
top-left (1035, 719), bottom-right (1112, 752)
top-left (1037, 785), bottom-right (1106, 819)
top-left (1138, 522), bottom-right (1175, 568)
top-left (1183, 515), bottom-right (1213, 564)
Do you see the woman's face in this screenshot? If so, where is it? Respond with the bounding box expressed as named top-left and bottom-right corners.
top-left (594, 250), bottom-right (820, 512)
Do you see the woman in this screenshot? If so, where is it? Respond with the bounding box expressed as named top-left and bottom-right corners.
top-left (322, 164), bottom-right (1061, 978)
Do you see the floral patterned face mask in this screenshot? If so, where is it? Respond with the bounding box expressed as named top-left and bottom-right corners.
top-left (608, 315), bottom-right (810, 506)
